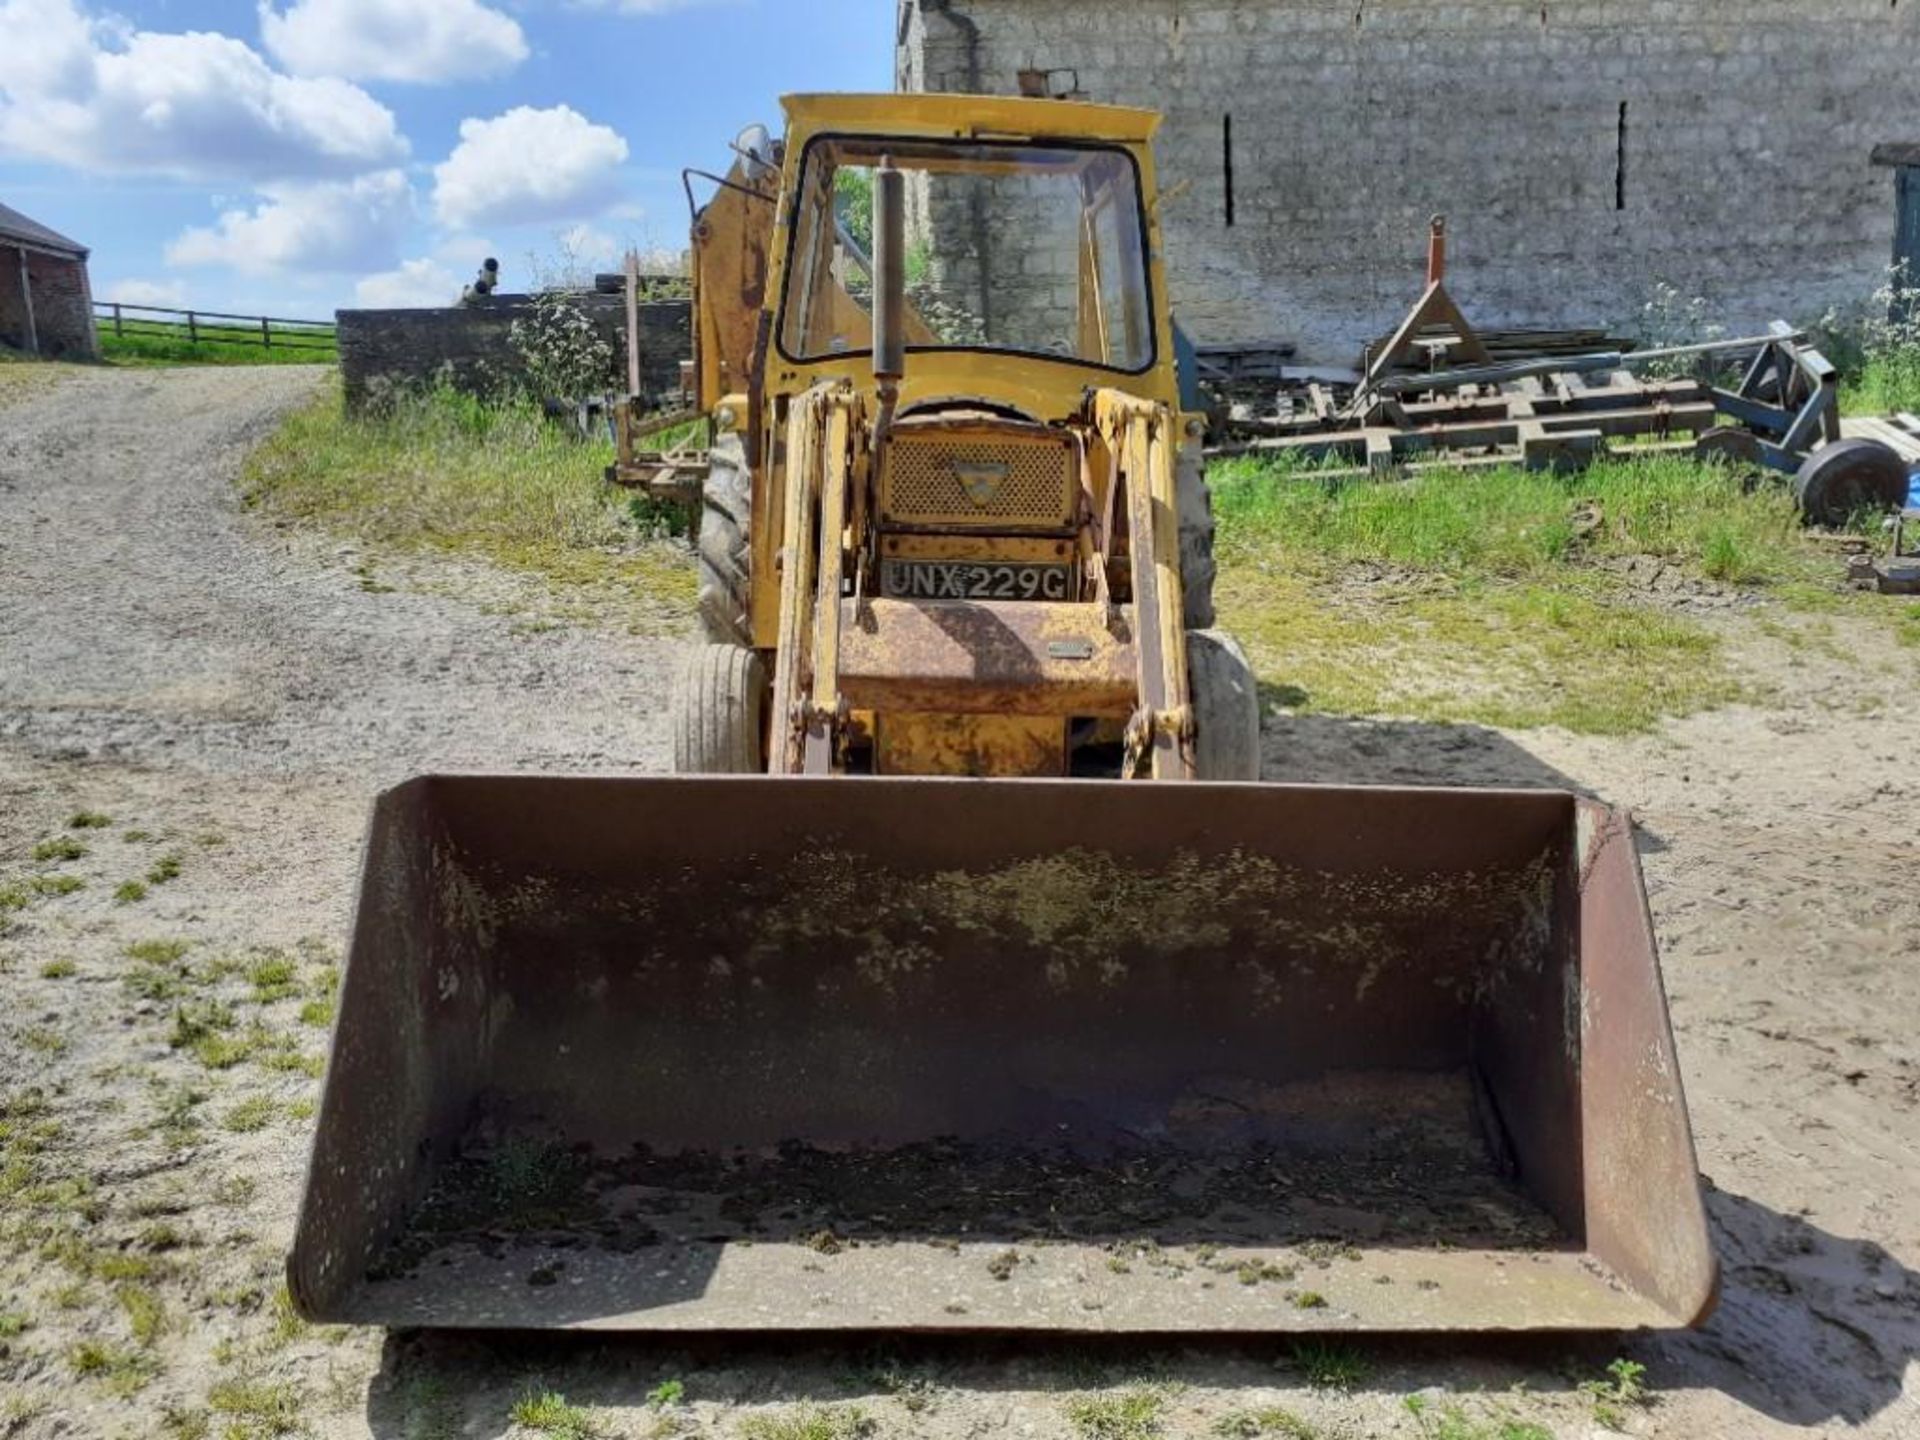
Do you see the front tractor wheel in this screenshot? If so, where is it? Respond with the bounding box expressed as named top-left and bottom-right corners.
top-left (697, 433), bottom-right (754, 647)
top-left (1187, 629), bottom-right (1261, 781)
top-left (671, 645), bottom-right (768, 775)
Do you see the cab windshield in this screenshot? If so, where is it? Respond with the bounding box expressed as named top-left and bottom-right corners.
top-left (778, 136), bottom-right (1155, 372)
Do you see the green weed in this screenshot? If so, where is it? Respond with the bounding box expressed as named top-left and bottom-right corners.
top-left (1066, 1389), bottom-right (1168, 1440)
top-left (247, 953), bottom-right (302, 1002)
top-left (30, 874), bottom-right (85, 897)
top-left (146, 853), bottom-right (184, 885)
top-left (512, 1390), bottom-right (600, 1439)
top-left (39, 959), bottom-right (77, 978)
top-left (33, 837), bottom-right (88, 862)
top-left (297, 996), bottom-right (336, 1029)
top-left (68, 1339), bottom-right (160, 1396)
top-left (115, 880), bottom-right (149, 904)
top-left (127, 939), bottom-right (191, 965)
top-left (67, 811), bottom-right (112, 829)
top-left (0, 1311), bottom-right (29, 1338)
top-left (647, 1379), bottom-right (686, 1408)
top-left (241, 381), bottom-right (695, 631)
top-left (0, 884), bottom-right (27, 911)
top-left (1288, 1340), bottom-right (1371, 1390)
top-left (117, 1283), bottom-right (168, 1344)
top-left (1580, 1358), bottom-right (1651, 1431)
top-left (223, 1096), bottom-right (277, 1133)
top-left (1404, 1394), bottom-right (1553, 1440)
top-left (23, 1027), bottom-right (68, 1056)
top-left (738, 1406), bottom-right (875, 1440)
top-left (1213, 1410), bottom-right (1321, 1439)
top-left (207, 1375), bottom-right (308, 1437)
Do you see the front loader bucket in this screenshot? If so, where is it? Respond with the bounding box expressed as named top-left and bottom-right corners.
top-left (289, 776), bottom-right (1717, 1333)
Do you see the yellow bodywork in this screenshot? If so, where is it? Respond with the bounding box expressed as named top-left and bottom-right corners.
top-left (686, 92), bottom-right (1200, 779)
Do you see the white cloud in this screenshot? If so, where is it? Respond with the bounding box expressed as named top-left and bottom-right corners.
top-left (353, 257), bottom-right (459, 308)
top-left (432, 105), bottom-right (628, 229)
top-left (0, 0), bottom-right (405, 182)
top-left (166, 169), bottom-right (412, 275)
top-left (259, 0), bottom-right (527, 85)
top-left (103, 278), bottom-right (187, 307)
top-left (559, 222), bottom-right (618, 269)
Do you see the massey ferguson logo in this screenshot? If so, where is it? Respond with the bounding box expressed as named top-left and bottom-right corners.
top-left (950, 459), bottom-right (1010, 507)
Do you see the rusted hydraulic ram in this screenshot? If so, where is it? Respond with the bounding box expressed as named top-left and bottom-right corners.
top-left (289, 776), bottom-right (1718, 1334)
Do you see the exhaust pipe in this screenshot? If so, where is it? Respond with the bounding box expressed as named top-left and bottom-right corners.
top-left (871, 154), bottom-right (906, 441)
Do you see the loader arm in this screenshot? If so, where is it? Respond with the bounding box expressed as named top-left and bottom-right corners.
top-left (1095, 390), bottom-right (1196, 781)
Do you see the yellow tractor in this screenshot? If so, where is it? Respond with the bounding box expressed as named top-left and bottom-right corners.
top-left (656, 93), bottom-right (1256, 781)
top-left (289, 95), bottom-right (1717, 1335)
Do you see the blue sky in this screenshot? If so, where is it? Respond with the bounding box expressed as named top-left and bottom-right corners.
top-left (0, 0), bottom-right (893, 319)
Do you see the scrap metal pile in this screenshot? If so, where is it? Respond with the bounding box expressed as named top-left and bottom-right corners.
top-left (1207, 218), bottom-right (1914, 528)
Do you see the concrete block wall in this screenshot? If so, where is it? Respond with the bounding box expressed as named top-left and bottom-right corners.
top-left (335, 295), bottom-right (691, 412)
top-left (898, 0), bottom-right (1920, 362)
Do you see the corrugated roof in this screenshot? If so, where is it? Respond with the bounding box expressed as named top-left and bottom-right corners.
top-left (0, 201), bottom-right (87, 258)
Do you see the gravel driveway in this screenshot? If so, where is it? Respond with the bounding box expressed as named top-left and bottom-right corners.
top-left (0, 364), bottom-right (672, 778)
top-left (0, 364), bottom-right (1916, 1440)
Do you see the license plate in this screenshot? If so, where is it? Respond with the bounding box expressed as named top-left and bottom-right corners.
top-left (881, 560), bottom-right (1072, 602)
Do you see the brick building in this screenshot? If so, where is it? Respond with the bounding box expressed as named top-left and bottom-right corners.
top-left (0, 202), bottom-right (97, 360)
top-left (896, 0), bottom-right (1920, 361)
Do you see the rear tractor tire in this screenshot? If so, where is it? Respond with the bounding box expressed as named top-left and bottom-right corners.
top-left (1187, 629), bottom-right (1261, 782)
top-left (671, 645), bottom-right (768, 775)
top-left (697, 433), bottom-right (754, 647)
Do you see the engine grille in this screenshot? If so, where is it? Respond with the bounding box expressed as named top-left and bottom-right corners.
top-left (880, 426), bottom-right (1077, 530)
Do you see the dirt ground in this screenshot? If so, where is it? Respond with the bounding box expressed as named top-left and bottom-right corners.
top-left (1, 365), bottom-right (1916, 1439)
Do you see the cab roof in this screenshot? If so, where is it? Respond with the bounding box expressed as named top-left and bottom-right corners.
top-left (780, 93), bottom-right (1161, 145)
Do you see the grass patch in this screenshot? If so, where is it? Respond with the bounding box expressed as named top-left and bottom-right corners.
top-left (115, 880), bottom-right (149, 904)
top-left (68, 811), bottom-right (112, 829)
top-left (247, 953), bottom-right (301, 1003)
top-left (207, 1375), bottom-right (308, 1437)
top-left (1211, 451), bottom-right (1824, 583)
top-left (147, 853), bottom-right (184, 885)
top-left (1403, 1395), bottom-right (1553, 1440)
top-left (117, 1283), bottom-right (168, 1344)
top-left (69, 1339), bottom-right (160, 1396)
top-left (1199, 452), bottom-right (1874, 733)
top-left (241, 381), bottom-right (695, 628)
top-left (127, 939), bottom-right (191, 965)
top-left (100, 326), bottom-right (335, 367)
top-left (39, 959), bottom-right (77, 979)
top-left (22, 1027), bottom-right (68, 1056)
top-left (296, 996), bottom-right (336, 1029)
top-left (738, 1406), bottom-right (875, 1440)
top-left (1225, 571), bottom-right (1743, 733)
top-left (1066, 1389), bottom-right (1168, 1440)
top-left (1842, 347), bottom-right (1920, 416)
top-left (1287, 1340), bottom-right (1371, 1390)
top-left (512, 1390), bottom-right (601, 1439)
top-left (223, 1096), bottom-right (277, 1133)
top-left (30, 873), bottom-right (85, 897)
top-left (1213, 1410), bottom-right (1321, 1439)
top-left (32, 837), bottom-right (88, 863)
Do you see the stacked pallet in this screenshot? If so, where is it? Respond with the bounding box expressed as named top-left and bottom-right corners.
top-left (1839, 412), bottom-right (1920, 468)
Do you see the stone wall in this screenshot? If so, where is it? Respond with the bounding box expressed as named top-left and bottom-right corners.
top-left (335, 295), bottom-right (691, 411)
top-left (898, 0), bottom-right (1920, 362)
top-left (0, 245), bottom-right (97, 360)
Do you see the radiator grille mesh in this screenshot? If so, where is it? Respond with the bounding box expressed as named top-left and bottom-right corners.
top-left (882, 433), bottom-right (1075, 528)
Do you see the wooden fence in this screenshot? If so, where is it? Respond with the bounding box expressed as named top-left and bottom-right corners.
top-left (94, 301), bottom-right (338, 353)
